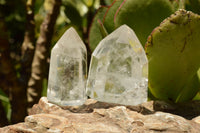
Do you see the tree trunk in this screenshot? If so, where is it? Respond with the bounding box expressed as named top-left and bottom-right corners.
top-left (27, 0), bottom-right (62, 109)
top-left (21, 0), bottom-right (36, 88)
top-left (6, 0), bottom-right (37, 124)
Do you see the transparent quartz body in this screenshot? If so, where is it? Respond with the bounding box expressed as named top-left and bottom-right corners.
top-left (47, 27), bottom-right (87, 106)
top-left (86, 25), bottom-right (148, 106)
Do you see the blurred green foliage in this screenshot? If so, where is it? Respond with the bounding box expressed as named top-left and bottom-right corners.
top-left (146, 9), bottom-right (200, 102)
top-left (0, 0), bottom-right (26, 57)
top-left (0, 89), bottom-right (11, 122)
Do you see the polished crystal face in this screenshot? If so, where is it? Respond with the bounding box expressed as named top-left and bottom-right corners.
top-left (86, 25), bottom-right (148, 105)
top-left (47, 27), bottom-right (87, 106)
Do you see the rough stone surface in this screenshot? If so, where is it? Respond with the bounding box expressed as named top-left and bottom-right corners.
top-left (192, 116), bottom-right (200, 125)
top-left (1, 97), bottom-right (200, 133)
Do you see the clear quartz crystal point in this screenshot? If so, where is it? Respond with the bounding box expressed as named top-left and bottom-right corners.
top-left (86, 25), bottom-right (148, 105)
top-left (47, 27), bottom-right (87, 106)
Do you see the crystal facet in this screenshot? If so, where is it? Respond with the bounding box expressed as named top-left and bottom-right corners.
top-left (47, 27), bottom-right (87, 106)
top-left (86, 25), bottom-right (148, 105)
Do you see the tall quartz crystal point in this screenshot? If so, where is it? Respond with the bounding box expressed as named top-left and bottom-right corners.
top-left (47, 27), bottom-right (87, 106)
top-left (86, 25), bottom-right (148, 105)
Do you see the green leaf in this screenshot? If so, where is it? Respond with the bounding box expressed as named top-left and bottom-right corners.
top-left (64, 2), bottom-right (82, 26)
top-left (193, 92), bottom-right (200, 100)
top-left (0, 88), bottom-right (11, 121)
top-left (115, 0), bottom-right (175, 46)
top-left (89, 0), bottom-right (177, 50)
top-left (97, 19), bottom-right (108, 38)
top-left (42, 78), bottom-right (48, 96)
top-left (0, 0), bottom-right (6, 5)
top-left (81, 0), bottom-right (94, 7)
top-left (103, 0), bottom-right (124, 32)
top-left (146, 9), bottom-right (200, 102)
top-left (0, 90), bottom-right (9, 102)
top-left (104, 0), bottom-right (115, 5)
top-left (89, 6), bottom-right (108, 51)
top-left (34, 0), bottom-right (45, 14)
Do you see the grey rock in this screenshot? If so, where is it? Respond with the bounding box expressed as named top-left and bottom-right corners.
top-left (1, 97), bottom-right (200, 133)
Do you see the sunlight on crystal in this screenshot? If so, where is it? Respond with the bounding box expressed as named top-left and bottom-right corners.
top-left (86, 25), bottom-right (148, 105)
top-left (47, 27), bottom-right (87, 106)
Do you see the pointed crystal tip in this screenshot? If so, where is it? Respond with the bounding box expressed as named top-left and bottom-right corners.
top-left (57, 27), bottom-right (86, 50)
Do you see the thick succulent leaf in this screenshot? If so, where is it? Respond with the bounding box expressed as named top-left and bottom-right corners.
top-left (176, 73), bottom-right (200, 102)
top-left (115, 0), bottom-right (175, 46)
top-left (193, 92), bottom-right (200, 100)
top-left (146, 9), bottom-right (200, 102)
top-left (104, 0), bottom-right (115, 5)
top-left (89, 0), bottom-right (123, 51)
top-left (169, 0), bottom-right (180, 9)
top-left (89, 6), bottom-right (108, 51)
top-left (103, 0), bottom-right (123, 32)
top-left (89, 0), bottom-right (176, 51)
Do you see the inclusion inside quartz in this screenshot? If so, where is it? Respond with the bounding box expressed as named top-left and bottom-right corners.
top-left (86, 25), bottom-right (148, 105)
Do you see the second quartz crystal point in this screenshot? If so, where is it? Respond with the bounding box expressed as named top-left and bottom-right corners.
top-left (86, 25), bottom-right (148, 105)
top-left (47, 27), bottom-right (87, 106)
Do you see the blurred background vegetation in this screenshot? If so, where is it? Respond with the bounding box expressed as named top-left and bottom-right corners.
top-left (0, 0), bottom-right (114, 126)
